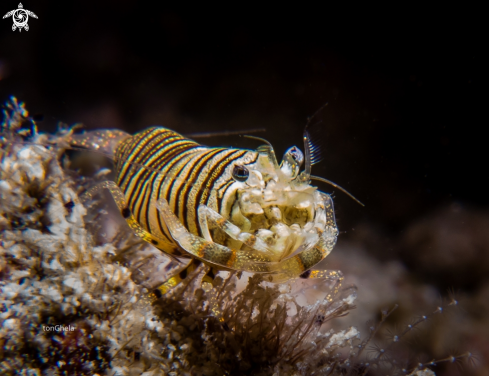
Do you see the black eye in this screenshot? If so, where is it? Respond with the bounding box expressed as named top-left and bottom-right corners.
top-left (232, 165), bottom-right (249, 182)
top-left (287, 146), bottom-right (304, 165)
top-left (290, 147), bottom-right (300, 161)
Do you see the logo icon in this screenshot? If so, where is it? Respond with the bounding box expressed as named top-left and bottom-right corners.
top-left (3, 3), bottom-right (37, 32)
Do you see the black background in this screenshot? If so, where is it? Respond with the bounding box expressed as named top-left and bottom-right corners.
top-left (0, 2), bottom-right (486, 287)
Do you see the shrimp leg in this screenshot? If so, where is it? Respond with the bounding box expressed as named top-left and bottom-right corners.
top-left (197, 204), bottom-right (273, 254)
top-left (155, 198), bottom-right (277, 273)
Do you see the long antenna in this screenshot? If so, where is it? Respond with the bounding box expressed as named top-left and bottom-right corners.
top-left (306, 102), bottom-right (329, 128)
top-left (242, 134), bottom-right (273, 147)
top-left (186, 128), bottom-right (266, 138)
top-left (310, 175), bottom-right (365, 207)
top-left (243, 135), bottom-right (280, 169)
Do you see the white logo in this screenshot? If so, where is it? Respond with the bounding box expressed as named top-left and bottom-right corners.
top-left (3, 3), bottom-right (37, 32)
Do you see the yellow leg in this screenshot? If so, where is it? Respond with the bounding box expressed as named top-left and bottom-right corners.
top-left (198, 204), bottom-right (272, 254)
top-left (153, 259), bottom-right (209, 296)
top-left (156, 197), bottom-right (338, 283)
top-left (251, 193), bottom-right (338, 282)
top-left (263, 192), bottom-right (338, 280)
top-left (156, 198), bottom-right (281, 272)
top-left (152, 259), bottom-right (219, 300)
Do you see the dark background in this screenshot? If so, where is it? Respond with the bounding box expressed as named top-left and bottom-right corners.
top-left (1, 3), bottom-right (485, 288)
top-left (2, 2), bottom-right (488, 373)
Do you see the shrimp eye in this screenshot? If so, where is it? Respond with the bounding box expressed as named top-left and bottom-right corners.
top-left (232, 165), bottom-right (249, 182)
top-left (287, 146), bottom-right (304, 165)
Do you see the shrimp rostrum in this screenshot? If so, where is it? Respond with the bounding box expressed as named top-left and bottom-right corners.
top-left (69, 125), bottom-right (345, 294)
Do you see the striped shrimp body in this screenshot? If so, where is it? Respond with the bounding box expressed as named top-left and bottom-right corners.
top-left (70, 126), bottom-right (339, 291)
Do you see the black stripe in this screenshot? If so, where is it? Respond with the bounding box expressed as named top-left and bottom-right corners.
top-left (129, 129), bottom-right (177, 166)
top-left (163, 146), bottom-right (204, 216)
top-left (139, 143), bottom-right (199, 235)
top-left (119, 128), bottom-right (183, 193)
top-left (155, 149), bottom-right (200, 239)
top-left (114, 128), bottom-right (195, 238)
top-left (215, 154), bottom-right (258, 216)
top-left (120, 134), bottom-right (168, 192)
top-left (196, 150), bottom-right (245, 209)
top-left (190, 150), bottom-right (240, 237)
top-left (133, 141), bottom-right (198, 225)
top-left (178, 149), bottom-right (224, 230)
top-left (135, 176), bottom-right (157, 229)
top-left (125, 133), bottom-right (196, 228)
top-left (117, 128), bottom-right (157, 190)
top-left (217, 180), bottom-right (237, 219)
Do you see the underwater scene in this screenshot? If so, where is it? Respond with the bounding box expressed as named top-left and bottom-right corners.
top-left (0, 3), bottom-right (486, 376)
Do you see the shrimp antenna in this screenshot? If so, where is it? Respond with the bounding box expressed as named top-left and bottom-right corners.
top-left (243, 135), bottom-right (280, 169)
top-left (310, 175), bottom-right (365, 207)
top-left (302, 102), bottom-right (329, 178)
top-left (306, 102), bottom-right (329, 128)
top-left (242, 134), bottom-right (273, 147)
top-left (186, 128), bottom-right (266, 138)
